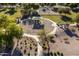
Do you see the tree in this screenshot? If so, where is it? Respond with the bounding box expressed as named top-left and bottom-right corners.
top-left (0, 16), bottom-right (9, 51)
top-left (0, 15), bottom-right (23, 52)
top-left (21, 4), bottom-right (32, 19)
top-left (6, 8), bottom-right (16, 15)
top-left (21, 4), bottom-right (40, 19)
top-left (69, 3), bottom-right (79, 8)
top-left (0, 28), bottom-right (6, 52)
top-left (49, 3), bottom-right (56, 6)
top-left (75, 14), bottom-right (79, 23)
top-left (30, 4), bottom-right (39, 10)
top-left (5, 23), bottom-right (23, 48)
top-left (0, 15), bottom-right (8, 28)
top-left (6, 23), bottom-right (23, 39)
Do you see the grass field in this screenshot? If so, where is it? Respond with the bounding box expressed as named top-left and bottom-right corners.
top-left (42, 11), bottom-right (79, 24)
top-left (42, 15), bottom-right (65, 24)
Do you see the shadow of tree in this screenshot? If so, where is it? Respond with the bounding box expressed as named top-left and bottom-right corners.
top-left (0, 8), bottom-right (7, 12)
top-left (61, 15), bottom-right (72, 22)
top-left (12, 47), bottom-right (23, 56)
top-left (64, 28), bottom-right (74, 37)
top-left (5, 8), bottom-right (16, 15)
top-left (72, 8), bottom-right (79, 13)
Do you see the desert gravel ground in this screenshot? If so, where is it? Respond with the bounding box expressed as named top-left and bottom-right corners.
top-left (49, 27), bottom-right (79, 56)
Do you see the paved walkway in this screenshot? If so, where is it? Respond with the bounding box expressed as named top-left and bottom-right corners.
top-left (22, 17), bottom-right (58, 56)
top-left (11, 17), bottom-right (57, 56)
top-left (23, 33), bottom-right (42, 56)
top-left (41, 17), bottom-right (58, 35)
top-left (11, 38), bottom-right (18, 55)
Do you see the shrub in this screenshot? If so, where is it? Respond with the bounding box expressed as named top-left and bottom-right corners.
top-left (28, 53), bottom-right (30, 56)
top-left (24, 50), bottom-right (26, 54)
top-left (20, 47), bottom-right (22, 49)
top-left (48, 35), bottom-right (54, 39)
top-left (65, 41), bottom-right (70, 44)
top-left (54, 52), bottom-right (57, 56)
top-left (35, 53), bottom-right (37, 56)
top-left (61, 53), bottom-right (64, 56)
top-left (25, 40), bottom-right (26, 43)
top-left (30, 46), bottom-right (32, 50)
top-left (57, 51), bottom-right (61, 56)
top-left (35, 48), bottom-right (37, 52)
top-left (49, 52), bottom-right (53, 56)
top-left (71, 28), bottom-right (75, 32)
top-left (43, 46), bottom-right (47, 50)
top-left (50, 39), bottom-right (56, 43)
top-left (64, 37), bottom-right (68, 40)
top-left (25, 42), bottom-right (27, 45)
top-left (43, 44), bottom-right (45, 46)
top-left (20, 42), bottom-right (22, 44)
top-left (76, 39), bottom-right (79, 40)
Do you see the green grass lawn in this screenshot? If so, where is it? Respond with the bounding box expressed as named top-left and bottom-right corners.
top-left (42, 15), bottom-right (65, 24)
top-left (42, 11), bottom-right (79, 24)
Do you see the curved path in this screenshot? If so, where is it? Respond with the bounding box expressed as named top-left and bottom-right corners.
top-left (23, 33), bottom-right (42, 56)
top-left (41, 17), bottom-right (58, 35)
top-left (11, 33), bottom-right (42, 56)
top-left (11, 17), bottom-right (58, 56)
top-left (11, 38), bottom-right (18, 55)
top-left (22, 17), bottom-right (58, 56)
